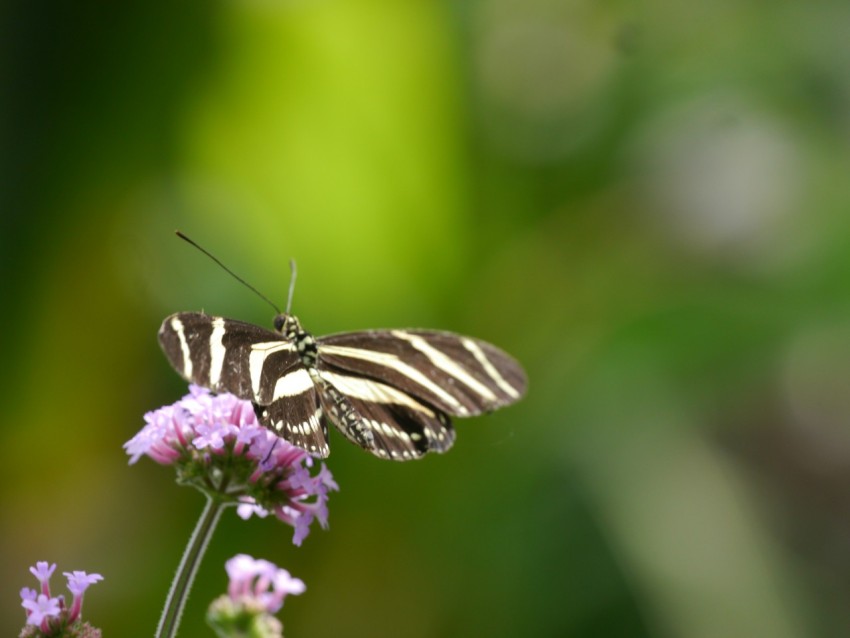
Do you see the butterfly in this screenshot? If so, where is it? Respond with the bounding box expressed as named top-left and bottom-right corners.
top-left (158, 234), bottom-right (527, 461)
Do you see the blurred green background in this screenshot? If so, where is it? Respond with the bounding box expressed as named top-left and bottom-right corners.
top-left (4, 0), bottom-right (850, 636)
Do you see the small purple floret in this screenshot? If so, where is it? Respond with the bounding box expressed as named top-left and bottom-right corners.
top-left (192, 422), bottom-right (232, 450)
top-left (29, 561), bottom-right (57, 596)
top-left (22, 593), bottom-right (61, 626)
top-left (64, 571), bottom-right (104, 596)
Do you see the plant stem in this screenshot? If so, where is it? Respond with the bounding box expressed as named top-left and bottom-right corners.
top-left (155, 496), bottom-right (225, 638)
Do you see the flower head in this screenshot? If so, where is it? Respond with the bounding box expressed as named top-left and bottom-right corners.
top-left (208, 554), bottom-right (305, 638)
top-left (126, 385), bottom-right (338, 545)
top-left (19, 562), bottom-right (103, 637)
top-left (224, 553), bottom-right (305, 613)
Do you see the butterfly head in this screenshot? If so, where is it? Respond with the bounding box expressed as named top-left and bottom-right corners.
top-left (274, 313), bottom-right (303, 340)
top-left (275, 313), bottom-right (318, 367)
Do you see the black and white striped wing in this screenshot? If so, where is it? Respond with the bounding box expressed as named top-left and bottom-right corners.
top-left (314, 369), bottom-right (456, 461)
top-left (317, 329), bottom-right (527, 416)
top-left (314, 329), bottom-right (527, 459)
top-left (159, 314), bottom-right (526, 461)
top-left (158, 313), bottom-right (329, 456)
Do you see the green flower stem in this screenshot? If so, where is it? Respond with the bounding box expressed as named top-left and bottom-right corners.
top-left (155, 495), bottom-right (226, 638)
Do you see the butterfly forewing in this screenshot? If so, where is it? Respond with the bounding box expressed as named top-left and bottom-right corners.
top-left (316, 330), bottom-right (528, 417)
top-left (159, 312), bottom-right (333, 456)
top-left (160, 313), bottom-right (295, 399)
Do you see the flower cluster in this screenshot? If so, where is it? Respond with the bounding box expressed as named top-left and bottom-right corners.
top-left (124, 385), bottom-right (339, 545)
top-left (207, 554), bottom-right (305, 638)
top-left (19, 561), bottom-right (103, 637)
top-left (124, 385), bottom-right (338, 545)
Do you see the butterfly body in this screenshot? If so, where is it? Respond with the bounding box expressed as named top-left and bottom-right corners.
top-left (159, 310), bottom-right (526, 461)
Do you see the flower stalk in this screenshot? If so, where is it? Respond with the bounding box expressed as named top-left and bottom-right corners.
top-left (126, 385), bottom-right (338, 638)
top-left (155, 496), bottom-right (225, 638)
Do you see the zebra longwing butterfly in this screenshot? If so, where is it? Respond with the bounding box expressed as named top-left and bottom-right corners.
top-left (159, 235), bottom-right (527, 461)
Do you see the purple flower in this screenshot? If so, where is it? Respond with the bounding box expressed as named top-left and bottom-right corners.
top-left (20, 562), bottom-right (103, 634)
top-left (29, 561), bottom-right (56, 596)
top-left (126, 385), bottom-right (338, 545)
top-left (236, 497), bottom-right (270, 520)
top-left (224, 554), bottom-right (305, 614)
top-left (192, 422), bottom-right (232, 450)
top-left (208, 554), bottom-right (304, 637)
top-left (22, 593), bottom-right (61, 626)
top-left (64, 571), bottom-right (104, 621)
top-left (64, 571), bottom-right (104, 597)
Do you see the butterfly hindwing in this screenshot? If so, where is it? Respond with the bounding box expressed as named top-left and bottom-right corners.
top-left (257, 377), bottom-right (328, 458)
top-left (316, 370), bottom-right (456, 460)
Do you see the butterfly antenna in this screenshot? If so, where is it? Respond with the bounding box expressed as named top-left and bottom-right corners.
top-left (286, 259), bottom-right (297, 315)
top-left (262, 438), bottom-right (280, 465)
top-left (175, 231), bottom-right (282, 315)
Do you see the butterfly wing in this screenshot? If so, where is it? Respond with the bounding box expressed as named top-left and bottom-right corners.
top-left (316, 329), bottom-right (527, 417)
top-left (311, 329), bottom-right (524, 461)
top-left (159, 312), bottom-right (298, 400)
top-left (159, 312), bottom-right (329, 456)
top-left (254, 372), bottom-right (328, 458)
top-left (314, 370), bottom-right (456, 461)
top-left (160, 315), bottom-right (526, 461)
